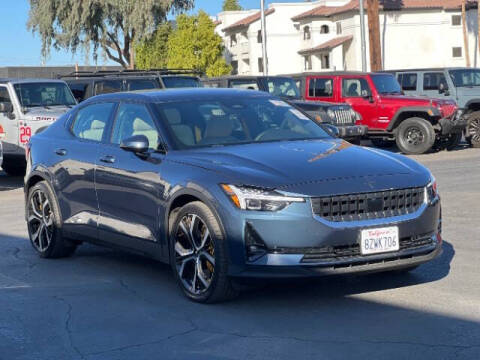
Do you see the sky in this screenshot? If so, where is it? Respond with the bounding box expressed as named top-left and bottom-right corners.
top-left (0, 0), bottom-right (300, 67)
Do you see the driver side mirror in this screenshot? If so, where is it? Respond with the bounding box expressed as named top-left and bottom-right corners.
top-left (322, 124), bottom-right (340, 138)
top-left (120, 135), bottom-right (149, 155)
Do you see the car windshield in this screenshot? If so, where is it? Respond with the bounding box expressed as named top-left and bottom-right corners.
top-left (265, 77), bottom-right (301, 98)
top-left (371, 74), bottom-right (402, 94)
top-left (449, 69), bottom-right (480, 87)
top-left (156, 96), bottom-right (330, 149)
top-left (162, 76), bottom-right (201, 88)
top-left (14, 82), bottom-right (76, 107)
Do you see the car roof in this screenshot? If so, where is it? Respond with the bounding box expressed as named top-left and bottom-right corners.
top-left (0, 78), bottom-right (68, 85)
top-left (383, 67), bottom-right (470, 73)
top-left (204, 75), bottom-right (294, 81)
top-left (82, 87), bottom-right (272, 104)
top-left (281, 71), bottom-right (386, 77)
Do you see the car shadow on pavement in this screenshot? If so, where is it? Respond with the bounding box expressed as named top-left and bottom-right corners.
top-left (0, 172), bottom-right (24, 191)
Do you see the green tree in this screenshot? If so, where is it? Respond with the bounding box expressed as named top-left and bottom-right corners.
top-left (167, 11), bottom-right (231, 77)
top-left (135, 22), bottom-right (173, 69)
top-left (27, 0), bottom-right (193, 69)
top-left (222, 0), bottom-right (242, 11)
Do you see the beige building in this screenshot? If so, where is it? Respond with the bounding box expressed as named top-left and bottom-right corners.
top-left (214, 0), bottom-right (479, 75)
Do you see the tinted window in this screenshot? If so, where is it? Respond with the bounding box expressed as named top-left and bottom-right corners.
top-left (342, 78), bottom-right (372, 97)
top-left (71, 103), bottom-right (115, 142)
top-left (370, 74), bottom-right (402, 95)
top-left (13, 82), bottom-right (76, 107)
top-left (68, 82), bottom-right (89, 102)
top-left (398, 73), bottom-right (417, 91)
top-left (0, 86), bottom-right (11, 104)
top-left (230, 80), bottom-right (259, 90)
top-left (266, 77), bottom-right (300, 98)
top-left (155, 97), bottom-right (329, 149)
top-left (126, 79), bottom-right (159, 91)
top-left (308, 78), bottom-right (333, 97)
top-left (423, 72), bottom-right (447, 90)
top-left (449, 69), bottom-right (480, 87)
top-left (94, 80), bottom-right (123, 95)
top-left (111, 103), bottom-right (160, 150)
top-left (161, 77), bottom-right (201, 88)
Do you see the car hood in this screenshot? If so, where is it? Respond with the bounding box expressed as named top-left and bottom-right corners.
top-left (21, 106), bottom-right (71, 122)
top-left (169, 139), bottom-right (431, 197)
top-left (380, 94), bottom-right (433, 105)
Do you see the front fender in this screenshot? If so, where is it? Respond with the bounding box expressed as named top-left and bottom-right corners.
top-left (387, 106), bottom-right (440, 131)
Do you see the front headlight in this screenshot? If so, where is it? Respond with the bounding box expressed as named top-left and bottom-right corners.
top-left (425, 175), bottom-right (438, 205)
top-left (221, 184), bottom-right (305, 211)
top-left (327, 109), bottom-right (335, 119)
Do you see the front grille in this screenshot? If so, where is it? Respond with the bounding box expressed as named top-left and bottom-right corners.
top-left (332, 108), bottom-right (355, 125)
top-left (271, 233), bottom-right (435, 264)
top-left (311, 187), bottom-right (425, 222)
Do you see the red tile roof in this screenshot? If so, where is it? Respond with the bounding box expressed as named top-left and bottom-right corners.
top-left (292, 0), bottom-right (477, 21)
top-left (298, 35), bottom-right (353, 55)
top-left (223, 8), bottom-right (275, 32)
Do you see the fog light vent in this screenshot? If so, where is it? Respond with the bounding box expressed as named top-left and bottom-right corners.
top-left (245, 222), bottom-right (267, 261)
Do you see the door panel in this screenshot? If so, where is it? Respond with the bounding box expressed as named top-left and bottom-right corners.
top-left (340, 77), bottom-right (379, 128)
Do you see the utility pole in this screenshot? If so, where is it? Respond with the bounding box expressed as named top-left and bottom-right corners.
top-left (367, 0), bottom-right (382, 71)
top-left (462, 0), bottom-right (471, 67)
top-left (260, 0), bottom-right (268, 75)
top-left (359, 0), bottom-right (367, 71)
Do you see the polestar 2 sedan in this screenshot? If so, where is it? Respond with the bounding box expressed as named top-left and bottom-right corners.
top-left (24, 88), bottom-right (442, 302)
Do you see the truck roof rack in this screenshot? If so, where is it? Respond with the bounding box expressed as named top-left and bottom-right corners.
top-left (58, 69), bottom-right (203, 79)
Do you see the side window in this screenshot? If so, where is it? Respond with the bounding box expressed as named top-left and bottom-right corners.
top-left (126, 79), bottom-right (159, 91)
top-left (111, 103), bottom-right (160, 150)
top-left (230, 80), bottom-right (259, 90)
top-left (71, 103), bottom-right (115, 142)
top-left (94, 80), bottom-right (123, 95)
top-left (308, 78), bottom-right (333, 97)
top-left (397, 73), bottom-right (418, 91)
top-left (423, 72), bottom-right (447, 90)
top-left (68, 82), bottom-right (89, 102)
top-left (342, 78), bottom-right (371, 97)
top-left (0, 86), bottom-right (12, 104)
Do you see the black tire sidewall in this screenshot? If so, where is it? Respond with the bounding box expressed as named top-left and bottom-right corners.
top-left (169, 201), bottom-right (229, 303)
top-left (396, 117), bottom-right (435, 155)
top-left (466, 111), bottom-right (480, 148)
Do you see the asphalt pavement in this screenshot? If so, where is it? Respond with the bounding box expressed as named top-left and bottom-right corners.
top-left (0, 145), bottom-right (479, 360)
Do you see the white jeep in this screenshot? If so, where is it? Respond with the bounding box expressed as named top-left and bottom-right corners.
top-left (0, 79), bottom-right (76, 175)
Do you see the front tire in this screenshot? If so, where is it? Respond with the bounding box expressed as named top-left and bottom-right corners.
top-left (169, 201), bottom-right (237, 303)
top-left (26, 181), bottom-right (77, 258)
top-left (395, 117), bottom-right (435, 155)
top-left (466, 111), bottom-right (480, 148)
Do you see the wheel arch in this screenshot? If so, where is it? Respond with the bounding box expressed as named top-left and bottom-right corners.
top-left (24, 169), bottom-right (61, 222)
top-left (387, 107), bottom-right (440, 131)
top-left (464, 100), bottom-right (480, 113)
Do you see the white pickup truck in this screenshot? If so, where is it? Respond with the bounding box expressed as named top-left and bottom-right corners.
top-left (0, 79), bottom-right (76, 175)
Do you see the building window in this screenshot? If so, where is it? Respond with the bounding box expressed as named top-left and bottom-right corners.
top-left (451, 15), bottom-right (461, 26)
top-left (303, 26), bottom-right (311, 40)
top-left (258, 58), bottom-right (264, 73)
top-left (231, 60), bottom-right (238, 75)
top-left (230, 34), bottom-right (237, 47)
top-left (257, 30), bottom-right (262, 43)
top-left (320, 25), bottom-right (329, 34)
top-left (304, 55), bottom-right (312, 70)
top-left (452, 47), bottom-right (462, 58)
top-left (321, 54), bottom-right (330, 69)
top-left (336, 22), bottom-right (342, 35)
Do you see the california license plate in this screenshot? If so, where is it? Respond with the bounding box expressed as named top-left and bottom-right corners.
top-left (360, 226), bottom-right (399, 255)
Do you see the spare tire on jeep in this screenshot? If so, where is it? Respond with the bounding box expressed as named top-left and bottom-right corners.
top-left (395, 117), bottom-right (435, 155)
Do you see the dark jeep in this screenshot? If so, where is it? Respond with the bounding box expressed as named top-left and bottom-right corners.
top-left (201, 76), bottom-right (367, 142)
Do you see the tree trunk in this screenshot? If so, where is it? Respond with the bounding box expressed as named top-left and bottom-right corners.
top-left (367, 0), bottom-right (382, 71)
top-left (462, 1), bottom-right (471, 67)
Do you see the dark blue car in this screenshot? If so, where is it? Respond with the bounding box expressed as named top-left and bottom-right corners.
top-left (24, 88), bottom-right (442, 302)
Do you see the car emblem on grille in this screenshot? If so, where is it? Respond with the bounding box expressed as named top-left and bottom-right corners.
top-left (367, 197), bottom-right (384, 212)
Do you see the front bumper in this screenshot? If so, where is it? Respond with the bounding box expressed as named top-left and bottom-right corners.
top-left (439, 109), bottom-right (467, 135)
top-left (337, 124), bottom-right (368, 138)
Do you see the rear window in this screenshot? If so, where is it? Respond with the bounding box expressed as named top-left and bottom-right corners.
top-left (423, 72), bottom-right (447, 90)
top-left (398, 73), bottom-right (417, 91)
top-left (94, 80), bottom-right (123, 95)
top-left (126, 79), bottom-right (159, 91)
top-left (161, 76), bottom-right (201, 88)
top-left (230, 79), bottom-right (259, 90)
top-left (308, 78), bottom-right (333, 97)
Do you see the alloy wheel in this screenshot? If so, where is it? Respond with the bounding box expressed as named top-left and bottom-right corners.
top-left (468, 118), bottom-right (480, 144)
top-left (174, 214), bottom-right (215, 295)
top-left (27, 189), bottom-right (54, 252)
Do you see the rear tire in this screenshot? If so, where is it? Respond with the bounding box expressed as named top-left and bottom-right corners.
top-left (169, 201), bottom-right (237, 303)
top-left (466, 111), bottom-right (480, 148)
top-left (395, 117), bottom-right (435, 155)
top-left (26, 181), bottom-right (77, 258)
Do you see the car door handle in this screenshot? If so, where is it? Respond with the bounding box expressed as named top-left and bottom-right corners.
top-left (55, 148), bottom-right (67, 156)
top-left (99, 155), bottom-right (116, 164)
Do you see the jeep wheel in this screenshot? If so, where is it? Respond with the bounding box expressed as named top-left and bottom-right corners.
top-left (466, 111), bottom-right (480, 148)
top-left (371, 139), bottom-right (395, 148)
top-left (395, 117), bottom-right (435, 155)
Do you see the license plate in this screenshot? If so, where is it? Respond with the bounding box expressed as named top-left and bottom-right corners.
top-left (360, 226), bottom-right (399, 255)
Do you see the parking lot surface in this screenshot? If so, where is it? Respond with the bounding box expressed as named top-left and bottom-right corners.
top-left (0, 145), bottom-right (479, 360)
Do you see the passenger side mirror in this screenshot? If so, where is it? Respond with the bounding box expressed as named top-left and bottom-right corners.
top-left (120, 135), bottom-right (149, 154)
top-left (0, 102), bottom-right (13, 113)
top-left (322, 124), bottom-right (340, 138)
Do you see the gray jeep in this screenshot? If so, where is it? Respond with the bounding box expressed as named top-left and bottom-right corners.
top-left (391, 68), bottom-right (480, 148)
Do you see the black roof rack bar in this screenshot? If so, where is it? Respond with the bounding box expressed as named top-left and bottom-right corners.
top-left (58, 68), bottom-right (203, 78)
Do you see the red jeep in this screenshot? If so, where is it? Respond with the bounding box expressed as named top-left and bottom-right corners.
top-left (292, 72), bottom-right (465, 154)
